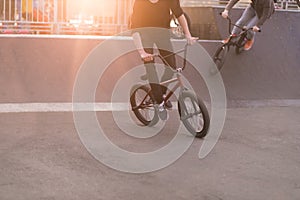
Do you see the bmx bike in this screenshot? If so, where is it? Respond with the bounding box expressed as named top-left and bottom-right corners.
top-left (211, 15), bottom-right (261, 74)
top-left (130, 44), bottom-right (210, 138)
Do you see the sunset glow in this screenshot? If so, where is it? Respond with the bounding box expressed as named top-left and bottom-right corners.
top-left (67, 0), bottom-right (116, 18)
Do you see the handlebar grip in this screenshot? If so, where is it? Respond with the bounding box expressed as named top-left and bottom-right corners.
top-left (249, 27), bottom-right (262, 32)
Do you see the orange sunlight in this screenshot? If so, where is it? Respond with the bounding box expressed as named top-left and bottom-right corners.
top-left (67, 0), bottom-right (116, 18)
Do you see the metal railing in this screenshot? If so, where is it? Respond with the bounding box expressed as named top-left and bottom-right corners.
top-left (0, 0), bottom-right (298, 35)
top-left (181, 0), bottom-right (251, 7)
top-left (181, 0), bottom-right (300, 9)
top-left (0, 0), bottom-right (132, 35)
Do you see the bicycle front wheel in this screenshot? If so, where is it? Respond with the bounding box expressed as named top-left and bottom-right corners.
top-left (212, 44), bottom-right (229, 74)
top-left (178, 90), bottom-right (210, 138)
top-left (130, 84), bottom-right (159, 126)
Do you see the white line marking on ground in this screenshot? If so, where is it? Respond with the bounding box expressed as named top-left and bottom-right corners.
top-left (0, 34), bottom-right (220, 43)
top-left (0, 103), bottom-right (130, 113)
top-left (1, 100), bottom-right (299, 113)
top-left (0, 102), bottom-right (179, 113)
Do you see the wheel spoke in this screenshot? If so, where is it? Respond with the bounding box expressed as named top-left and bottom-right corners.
top-left (178, 91), bottom-right (209, 138)
top-left (130, 84), bottom-right (159, 126)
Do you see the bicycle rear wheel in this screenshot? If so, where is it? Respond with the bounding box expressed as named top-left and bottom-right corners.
top-left (178, 90), bottom-right (210, 138)
top-left (130, 84), bottom-right (159, 126)
top-left (212, 44), bottom-right (229, 74)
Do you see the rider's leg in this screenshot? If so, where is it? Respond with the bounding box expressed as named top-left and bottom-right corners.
top-left (159, 49), bottom-right (176, 90)
top-left (243, 14), bottom-right (259, 50)
top-left (155, 30), bottom-right (176, 94)
top-left (232, 6), bottom-right (257, 50)
top-left (144, 61), bottom-right (164, 104)
top-left (245, 15), bottom-right (259, 40)
top-left (155, 31), bottom-right (176, 109)
top-left (140, 32), bottom-right (165, 104)
top-left (158, 48), bottom-right (175, 109)
top-left (232, 5), bottom-right (256, 35)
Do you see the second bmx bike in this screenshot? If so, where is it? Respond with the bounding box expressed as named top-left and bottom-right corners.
top-left (212, 15), bottom-right (261, 74)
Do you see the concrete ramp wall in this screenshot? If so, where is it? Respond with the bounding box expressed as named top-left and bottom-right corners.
top-left (0, 37), bottom-right (100, 103)
top-left (203, 8), bottom-right (300, 104)
top-left (0, 9), bottom-right (299, 106)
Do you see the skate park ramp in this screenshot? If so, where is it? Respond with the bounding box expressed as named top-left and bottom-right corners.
top-left (198, 8), bottom-right (300, 106)
top-left (0, 9), bottom-right (299, 107)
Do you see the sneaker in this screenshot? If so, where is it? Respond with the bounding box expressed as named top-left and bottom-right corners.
top-left (222, 34), bottom-right (236, 44)
top-left (244, 39), bottom-right (254, 51)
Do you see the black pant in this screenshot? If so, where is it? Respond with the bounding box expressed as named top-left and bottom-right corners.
top-left (140, 29), bottom-right (176, 104)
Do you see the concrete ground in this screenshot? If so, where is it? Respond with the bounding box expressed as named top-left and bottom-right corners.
top-left (0, 106), bottom-right (299, 200)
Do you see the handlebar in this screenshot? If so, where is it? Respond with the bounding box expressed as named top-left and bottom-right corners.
top-left (219, 12), bottom-right (261, 33)
top-left (142, 43), bottom-right (189, 72)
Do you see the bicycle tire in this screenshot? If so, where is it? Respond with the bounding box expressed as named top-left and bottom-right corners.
top-left (130, 84), bottom-right (159, 126)
top-left (178, 90), bottom-right (210, 138)
top-left (212, 44), bottom-right (229, 74)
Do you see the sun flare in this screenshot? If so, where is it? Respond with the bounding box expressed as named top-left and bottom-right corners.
top-left (67, 0), bottom-right (116, 18)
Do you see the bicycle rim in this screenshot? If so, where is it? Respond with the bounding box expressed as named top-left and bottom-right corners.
top-left (130, 84), bottom-right (159, 126)
top-left (178, 90), bottom-right (210, 138)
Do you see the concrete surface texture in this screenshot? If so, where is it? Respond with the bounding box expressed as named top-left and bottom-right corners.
top-left (0, 107), bottom-right (300, 200)
top-left (0, 7), bottom-right (299, 200)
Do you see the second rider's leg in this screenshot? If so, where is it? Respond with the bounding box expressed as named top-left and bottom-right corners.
top-left (232, 5), bottom-right (257, 50)
top-left (245, 15), bottom-right (259, 40)
top-left (243, 12), bottom-right (259, 50)
top-left (232, 5), bottom-right (256, 35)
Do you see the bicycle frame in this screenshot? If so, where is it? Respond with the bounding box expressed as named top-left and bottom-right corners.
top-left (132, 44), bottom-right (189, 110)
top-left (131, 70), bottom-right (184, 111)
top-left (152, 44), bottom-right (189, 103)
top-left (223, 16), bottom-right (252, 48)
